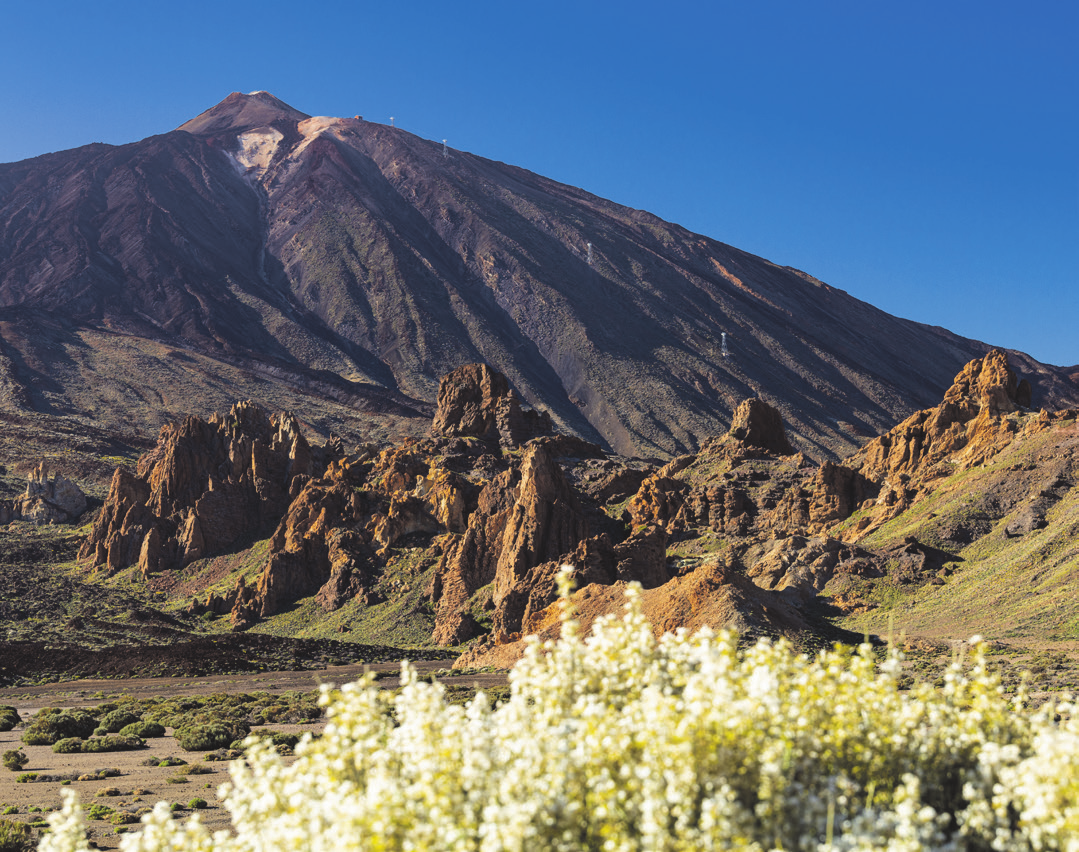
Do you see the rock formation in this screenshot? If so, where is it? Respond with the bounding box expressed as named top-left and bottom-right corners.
top-left (0, 462), bottom-right (87, 525)
top-left (431, 364), bottom-right (552, 449)
top-left (71, 351), bottom-right (1060, 665)
top-left (727, 398), bottom-right (795, 455)
top-left (851, 350), bottom-right (1030, 485)
top-left (80, 401), bottom-right (318, 575)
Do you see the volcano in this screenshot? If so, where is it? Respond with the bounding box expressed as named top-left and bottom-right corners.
top-left (1, 91), bottom-right (1076, 459)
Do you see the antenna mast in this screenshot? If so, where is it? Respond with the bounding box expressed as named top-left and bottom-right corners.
top-left (721, 332), bottom-right (730, 358)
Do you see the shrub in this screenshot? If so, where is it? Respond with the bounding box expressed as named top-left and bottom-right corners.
top-left (173, 763), bottom-right (212, 777)
top-left (119, 721), bottom-right (165, 739)
top-left (187, 798), bottom-right (208, 810)
top-left (85, 803), bottom-right (113, 820)
top-left (50, 738), bottom-right (83, 754)
top-left (140, 756), bottom-right (185, 767)
top-left (175, 721), bottom-right (247, 752)
top-left (34, 579), bottom-right (1079, 851)
top-left (0, 818), bottom-right (33, 852)
top-left (203, 749), bottom-right (241, 762)
top-left (81, 735), bottom-right (145, 753)
top-left (21, 709), bottom-right (97, 746)
top-left (241, 730), bottom-right (300, 753)
top-left (1, 751), bottom-right (27, 772)
top-left (97, 709), bottom-right (141, 733)
top-left (0, 707), bottom-right (21, 733)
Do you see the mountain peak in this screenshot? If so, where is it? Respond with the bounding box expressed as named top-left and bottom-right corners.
top-left (177, 91), bottom-right (310, 136)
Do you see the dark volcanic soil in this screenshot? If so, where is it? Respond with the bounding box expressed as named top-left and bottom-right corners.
top-left (0, 634), bottom-right (456, 687)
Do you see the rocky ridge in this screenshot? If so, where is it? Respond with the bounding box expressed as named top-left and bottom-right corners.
top-left (78, 349), bottom-right (1076, 666)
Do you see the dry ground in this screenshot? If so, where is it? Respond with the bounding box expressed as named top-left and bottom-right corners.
top-left (0, 661), bottom-right (508, 849)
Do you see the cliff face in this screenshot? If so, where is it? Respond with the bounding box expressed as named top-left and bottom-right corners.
top-left (4, 92), bottom-right (1077, 464)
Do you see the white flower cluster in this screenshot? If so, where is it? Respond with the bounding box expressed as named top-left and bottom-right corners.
top-left (38, 579), bottom-right (1079, 851)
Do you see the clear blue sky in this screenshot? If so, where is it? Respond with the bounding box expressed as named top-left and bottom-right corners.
top-left (3, 0), bottom-right (1076, 366)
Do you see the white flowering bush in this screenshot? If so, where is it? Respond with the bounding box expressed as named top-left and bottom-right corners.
top-left (39, 577), bottom-right (1079, 851)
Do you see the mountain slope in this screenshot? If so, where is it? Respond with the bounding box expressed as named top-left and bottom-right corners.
top-left (1, 91), bottom-right (1076, 461)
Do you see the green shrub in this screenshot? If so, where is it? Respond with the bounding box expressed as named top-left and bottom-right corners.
top-left (0, 808), bottom-right (15, 816)
top-left (81, 735), bottom-right (146, 753)
top-left (0, 819), bottom-right (33, 852)
top-left (51, 738), bottom-right (83, 754)
top-left (202, 749), bottom-right (242, 762)
top-left (119, 721), bottom-right (165, 739)
top-left (175, 721), bottom-right (248, 752)
top-left (187, 798), bottom-right (207, 810)
top-left (85, 803), bottom-right (114, 820)
top-left (98, 709), bottom-right (141, 733)
top-left (109, 811), bottom-right (138, 825)
top-left (0, 707), bottom-right (21, 733)
top-left (253, 699), bottom-right (321, 725)
top-left (21, 709), bottom-right (97, 745)
top-left (14, 775), bottom-right (35, 785)
top-left (1, 751), bottom-right (27, 772)
top-left (173, 763), bottom-right (213, 777)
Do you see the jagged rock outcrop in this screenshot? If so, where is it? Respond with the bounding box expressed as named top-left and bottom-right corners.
top-left (0, 462), bottom-right (87, 525)
top-left (431, 364), bottom-right (552, 448)
top-left (851, 350), bottom-right (1030, 485)
top-left (80, 401), bottom-right (318, 575)
top-left (255, 478), bottom-right (377, 618)
top-left (430, 469), bottom-right (521, 645)
top-left (490, 444), bottom-right (593, 637)
top-left (727, 398), bottom-right (796, 455)
top-left (622, 399), bottom-right (869, 545)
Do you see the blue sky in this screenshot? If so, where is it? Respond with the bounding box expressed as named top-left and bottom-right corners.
top-left (3, 0), bottom-right (1075, 366)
